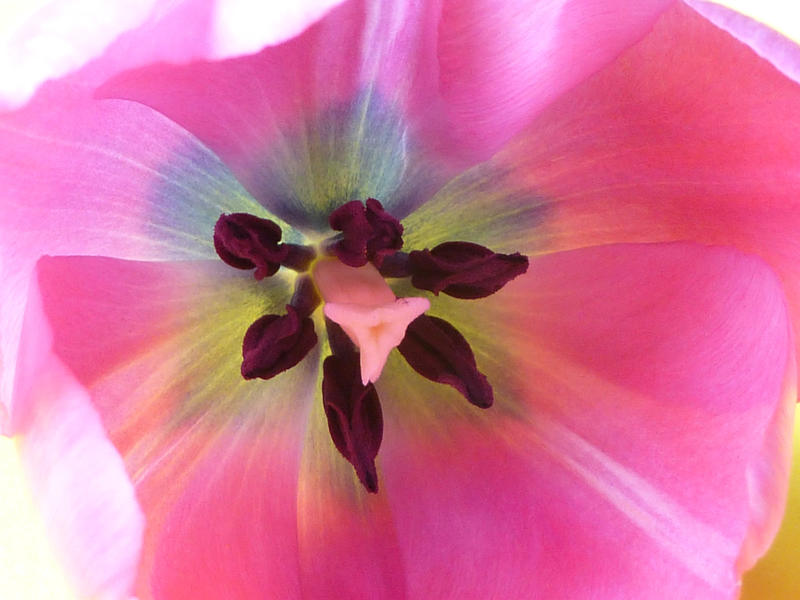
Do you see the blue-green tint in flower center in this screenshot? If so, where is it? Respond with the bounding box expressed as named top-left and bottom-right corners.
top-left (247, 92), bottom-right (443, 231)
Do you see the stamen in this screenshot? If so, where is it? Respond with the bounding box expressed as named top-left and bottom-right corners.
top-left (398, 315), bottom-right (493, 408)
top-left (322, 321), bottom-right (383, 493)
top-left (290, 275), bottom-right (322, 318)
top-left (281, 243), bottom-right (317, 272)
top-left (377, 251), bottom-right (411, 278)
top-left (240, 306), bottom-right (318, 380)
top-left (214, 213), bottom-right (288, 280)
top-left (408, 241), bottom-right (528, 299)
top-left (214, 213), bottom-right (316, 279)
top-left (327, 198), bottom-right (403, 267)
top-left (240, 276), bottom-right (321, 380)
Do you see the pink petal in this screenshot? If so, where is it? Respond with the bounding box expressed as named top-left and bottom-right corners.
top-left (0, 0), bottom-right (344, 110)
top-left (27, 254), bottom-right (318, 598)
top-left (148, 409), bottom-right (311, 599)
top-left (98, 0), bottom-right (457, 222)
top-left (98, 0), bottom-right (681, 187)
top-left (0, 82), bottom-right (269, 422)
top-left (405, 1), bottom-right (800, 369)
top-left (13, 267), bottom-right (144, 599)
top-left (436, 0), bottom-right (672, 157)
top-left (376, 242), bottom-right (795, 598)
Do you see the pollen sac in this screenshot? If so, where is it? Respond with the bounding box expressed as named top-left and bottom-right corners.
top-left (241, 306), bottom-right (317, 380)
top-left (328, 198), bottom-right (403, 268)
top-left (398, 315), bottom-right (493, 408)
top-left (214, 213), bottom-right (289, 280)
top-left (408, 241), bottom-right (528, 299)
top-left (322, 322), bottom-right (383, 493)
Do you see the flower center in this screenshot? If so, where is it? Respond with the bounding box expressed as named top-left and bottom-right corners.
top-left (213, 199), bottom-right (529, 492)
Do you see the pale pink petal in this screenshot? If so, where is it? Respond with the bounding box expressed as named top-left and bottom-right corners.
top-left (13, 268), bottom-right (144, 599)
top-left (736, 359), bottom-right (796, 571)
top-left (27, 255), bottom-right (318, 598)
top-left (0, 0), bottom-right (157, 109)
top-left (210, 0), bottom-right (347, 59)
top-left (375, 242), bottom-right (795, 598)
top-left (686, 0), bottom-right (800, 83)
top-left (0, 0), bottom-right (344, 110)
top-left (436, 0), bottom-right (672, 157)
top-left (0, 82), bottom-right (271, 423)
top-left (405, 2), bottom-right (800, 368)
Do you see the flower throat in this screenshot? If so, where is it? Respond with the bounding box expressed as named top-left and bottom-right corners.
top-left (213, 199), bottom-right (528, 492)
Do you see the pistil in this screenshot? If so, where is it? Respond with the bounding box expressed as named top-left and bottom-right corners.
top-left (312, 258), bottom-right (429, 384)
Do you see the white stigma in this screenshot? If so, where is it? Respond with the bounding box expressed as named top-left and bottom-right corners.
top-left (312, 258), bottom-right (430, 384)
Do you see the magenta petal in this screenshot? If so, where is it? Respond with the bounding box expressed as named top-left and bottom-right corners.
top-left (149, 415), bottom-right (310, 599)
top-left (26, 255), bottom-right (317, 597)
top-left (489, 2), bottom-right (800, 377)
top-left (97, 0), bottom-right (681, 209)
top-left (378, 242), bottom-right (795, 598)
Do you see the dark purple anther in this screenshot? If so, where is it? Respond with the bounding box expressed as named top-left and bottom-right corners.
top-left (322, 354), bottom-right (383, 493)
top-left (214, 213), bottom-right (289, 280)
top-left (398, 315), bottom-right (493, 408)
top-left (408, 241), bottom-right (528, 299)
top-left (328, 198), bottom-right (403, 268)
top-left (241, 306), bottom-right (317, 380)
top-left (322, 320), bottom-right (383, 493)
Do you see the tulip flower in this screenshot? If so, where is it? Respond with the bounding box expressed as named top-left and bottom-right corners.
top-left (2, 1), bottom-right (800, 599)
